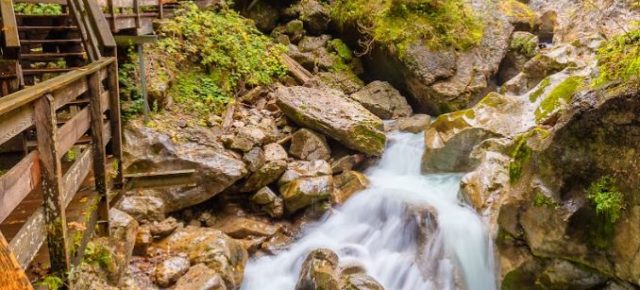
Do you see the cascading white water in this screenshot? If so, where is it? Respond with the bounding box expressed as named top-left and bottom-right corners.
top-left (241, 132), bottom-right (496, 290)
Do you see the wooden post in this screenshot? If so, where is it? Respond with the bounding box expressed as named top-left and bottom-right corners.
top-left (107, 63), bottom-right (124, 188)
top-left (0, 232), bottom-right (33, 290)
top-left (88, 72), bottom-right (110, 236)
top-left (137, 44), bottom-right (150, 120)
top-left (108, 0), bottom-right (117, 32)
top-left (34, 94), bottom-right (71, 278)
top-left (134, 0), bottom-right (141, 30)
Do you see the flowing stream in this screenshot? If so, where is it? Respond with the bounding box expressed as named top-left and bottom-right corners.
top-left (241, 132), bottom-right (496, 290)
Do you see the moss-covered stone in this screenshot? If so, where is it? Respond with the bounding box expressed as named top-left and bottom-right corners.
top-left (535, 76), bottom-right (584, 123)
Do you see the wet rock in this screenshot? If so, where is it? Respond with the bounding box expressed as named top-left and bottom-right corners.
top-left (331, 154), bottom-right (365, 174)
top-left (250, 187), bottom-right (285, 218)
top-left (537, 259), bottom-right (606, 289)
top-left (153, 226), bottom-right (248, 289)
top-left (317, 70), bottom-right (365, 95)
top-left (173, 264), bottom-right (226, 290)
top-left (123, 121), bottom-right (247, 213)
top-left (230, 125), bottom-right (268, 152)
top-left (289, 128), bottom-right (332, 161)
top-left (281, 175), bottom-right (334, 212)
top-left (296, 0), bottom-right (330, 35)
top-left (264, 143), bottom-right (288, 161)
top-left (503, 44), bottom-right (576, 94)
top-left (497, 32), bottom-right (539, 84)
top-left (218, 217), bottom-right (281, 239)
top-left (243, 147), bottom-right (266, 172)
top-left (289, 44), bottom-right (341, 72)
top-left (240, 159), bottom-right (288, 192)
top-left (279, 160), bottom-right (333, 185)
top-left (299, 35), bottom-right (332, 52)
top-left (350, 81), bottom-right (412, 119)
top-left (275, 86), bottom-right (386, 156)
top-left (116, 195), bottom-right (166, 222)
top-left (332, 171), bottom-right (369, 204)
top-left (155, 256), bottom-right (191, 287)
top-left (286, 20), bottom-right (305, 43)
top-left (245, 0), bottom-right (279, 33)
top-left (392, 114), bottom-right (431, 133)
top-left (296, 248), bottom-right (340, 290)
top-left (148, 217), bottom-right (179, 238)
top-left (340, 273), bottom-right (384, 290)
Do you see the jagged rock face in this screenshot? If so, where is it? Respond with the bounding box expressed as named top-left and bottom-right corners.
top-left (497, 31), bottom-right (539, 85)
top-left (122, 120), bottom-right (248, 213)
top-left (353, 0), bottom-right (513, 115)
top-left (349, 81), bottom-right (413, 120)
top-left (275, 86), bottom-right (386, 156)
top-left (152, 226), bottom-right (248, 289)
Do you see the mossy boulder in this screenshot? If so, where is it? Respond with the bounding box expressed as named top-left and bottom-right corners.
top-left (275, 86), bottom-right (386, 156)
top-left (349, 81), bottom-right (412, 119)
top-left (497, 31), bottom-right (539, 84)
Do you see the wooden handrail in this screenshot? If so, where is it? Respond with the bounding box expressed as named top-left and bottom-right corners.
top-left (0, 57), bottom-right (114, 116)
top-left (0, 0), bottom-right (20, 48)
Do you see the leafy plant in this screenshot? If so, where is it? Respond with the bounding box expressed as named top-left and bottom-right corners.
top-left (169, 70), bottom-right (235, 117)
top-left (330, 0), bottom-right (484, 54)
top-left (587, 176), bottom-right (625, 224)
top-left (36, 275), bottom-right (64, 290)
top-left (83, 242), bottom-right (115, 272)
top-left (14, 3), bottom-right (62, 15)
top-left (533, 192), bottom-right (556, 208)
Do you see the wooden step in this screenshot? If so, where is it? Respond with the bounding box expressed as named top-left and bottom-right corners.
top-left (21, 38), bottom-right (83, 44)
top-left (21, 52), bottom-right (86, 60)
top-left (23, 67), bottom-right (78, 75)
top-left (15, 13), bottom-right (70, 18)
top-left (18, 25), bottom-right (78, 31)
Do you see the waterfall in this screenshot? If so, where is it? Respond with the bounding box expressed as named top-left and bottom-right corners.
top-left (241, 132), bottom-right (496, 290)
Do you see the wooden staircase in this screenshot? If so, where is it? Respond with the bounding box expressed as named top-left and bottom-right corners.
top-left (16, 11), bottom-right (88, 85)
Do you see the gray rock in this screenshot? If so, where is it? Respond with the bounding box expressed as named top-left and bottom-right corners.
top-left (240, 160), bottom-right (288, 192)
top-left (173, 264), bottom-right (226, 290)
top-left (296, 0), bottom-right (330, 35)
top-left (264, 143), bottom-right (288, 162)
top-left (250, 187), bottom-right (284, 218)
top-left (155, 256), bottom-right (191, 287)
top-left (289, 129), bottom-right (332, 161)
top-left (245, 1), bottom-right (279, 33)
top-left (394, 114), bottom-right (431, 133)
top-left (350, 81), bottom-right (412, 119)
top-left (116, 195), bottom-right (166, 222)
top-left (243, 147), bottom-right (266, 172)
top-left (275, 86), bottom-right (386, 156)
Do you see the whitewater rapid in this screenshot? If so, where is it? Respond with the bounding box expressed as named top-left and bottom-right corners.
top-left (241, 132), bottom-right (496, 290)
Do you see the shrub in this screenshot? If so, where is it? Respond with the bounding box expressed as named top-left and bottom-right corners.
top-left (587, 176), bottom-right (625, 224)
top-left (14, 3), bottom-right (62, 15)
top-left (36, 275), bottom-right (64, 290)
top-left (330, 0), bottom-right (484, 54)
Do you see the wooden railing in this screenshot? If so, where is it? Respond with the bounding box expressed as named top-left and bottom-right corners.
top-left (0, 56), bottom-right (122, 285)
top-left (0, 0), bottom-right (22, 95)
top-left (68, 0), bottom-right (117, 60)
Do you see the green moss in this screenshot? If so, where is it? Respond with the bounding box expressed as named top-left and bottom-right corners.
top-left (498, 0), bottom-right (537, 28)
top-left (64, 147), bottom-right (78, 162)
top-left (593, 29), bottom-right (640, 86)
top-left (587, 176), bottom-right (625, 249)
top-left (529, 77), bottom-right (551, 102)
top-left (168, 70), bottom-right (235, 117)
top-left (36, 275), bottom-right (64, 290)
top-left (509, 134), bottom-right (532, 183)
top-left (533, 191), bottom-right (556, 208)
top-left (330, 0), bottom-right (484, 54)
top-left (535, 76), bottom-right (584, 123)
top-left (327, 39), bottom-right (353, 62)
top-left (83, 242), bottom-right (115, 272)
top-left (510, 33), bottom-right (538, 58)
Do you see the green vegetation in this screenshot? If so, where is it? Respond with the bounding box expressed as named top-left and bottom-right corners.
top-left (498, 0), bottom-right (537, 28)
top-left (509, 134), bottom-right (532, 183)
top-left (327, 39), bottom-right (353, 62)
top-left (533, 191), bottom-right (556, 208)
top-left (587, 176), bottom-right (625, 249)
top-left (535, 76), bottom-right (584, 123)
top-left (529, 77), bottom-right (551, 102)
top-left (593, 29), bottom-right (640, 86)
top-left (329, 0), bottom-right (484, 54)
top-left (121, 3), bottom-right (287, 119)
top-left (36, 275), bottom-right (64, 290)
top-left (510, 33), bottom-right (538, 58)
top-left (83, 242), bottom-right (115, 272)
top-left (14, 3), bottom-right (62, 15)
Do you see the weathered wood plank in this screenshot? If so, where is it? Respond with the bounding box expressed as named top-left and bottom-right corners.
top-left (97, 0), bottom-right (171, 8)
top-left (53, 78), bottom-right (87, 110)
top-left (0, 232), bottom-right (32, 290)
top-left (83, 0), bottom-right (117, 50)
top-left (88, 72), bottom-right (110, 236)
top-left (107, 63), bottom-right (124, 188)
top-left (56, 107), bottom-right (91, 156)
top-left (0, 105), bottom-right (33, 146)
top-left (0, 58), bottom-right (115, 116)
top-left (62, 148), bottom-right (93, 204)
top-left (0, 0), bottom-right (20, 48)
top-left (34, 94), bottom-right (71, 277)
top-left (0, 152), bottom-right (40, 223)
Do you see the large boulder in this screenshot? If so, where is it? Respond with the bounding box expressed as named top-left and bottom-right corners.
top-left (275, 86), bottom-right (386, 156)
top-left (289, 128), bottom-right (332, 161)
top-left (152, 226), bottom-right (248, 289)
top-left (123, 121), bottom-right (247, 212)
top-left (349, 81), bottom-right (412, 119)
top-left (295, 249), bottom-right (340, 290)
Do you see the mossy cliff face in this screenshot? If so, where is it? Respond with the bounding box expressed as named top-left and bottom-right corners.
top-left (329, 0), bottom-right (515, 115)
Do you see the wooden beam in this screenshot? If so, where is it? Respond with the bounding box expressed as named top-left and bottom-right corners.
top-left (56, 107), bottom-right (91, 156)
top-left (0, 152), bottom-right (40, 223)
top-left (0, 232), bottom-right (33, 290)
top-left (0, 0), bottom-right (20, 48)
top-left (0, 58), bottom-right (115, 116)
top-left (125, 169), bottom-right (197, 189)
top-left (0, 105), bottom-right (33, 146)
top-left (113, 35), bottom-right (157, 46)
top-left (88, 72), bottom-right (110, 236)
top-left (107, 63), bottom-right (124, 188)
top-left (82, 0), bottom-right (117, 50)
top-left (34, 94), bottom-right (71, 278)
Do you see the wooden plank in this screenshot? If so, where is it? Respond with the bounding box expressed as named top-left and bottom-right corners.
top-left (56, 107), bottom-right (91, 156)
top-left (0, 232), bottom-right (33, 290)
top-left (53, 78), bottom-right (87, 110)
top-left (113, 35), bottom-right (158, 45)
top-left (0, 0), bottom-right (20, 48)
top-left (33, 94), bottom-right (71, 277)
top-left (97, 0), bottom-right (165, 8)
top-left (62, 148), bottom-right (93, 204)
top-left (0, 57), bottom-right (115, 116)
top-left (0, 105), bottom-right (33, 146)
top-left (0, 152), bottom-right (40, 223)
top-left (107, 63), bottom-right (124, 188)
top-left (13, 0), bottom-right (66, 4)
top-left (70, 194), bottom-right (98, 266)
top-left (83, 0), bottom-right (117, 49)
top-left (88, 72), bottom-right (110, 236)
